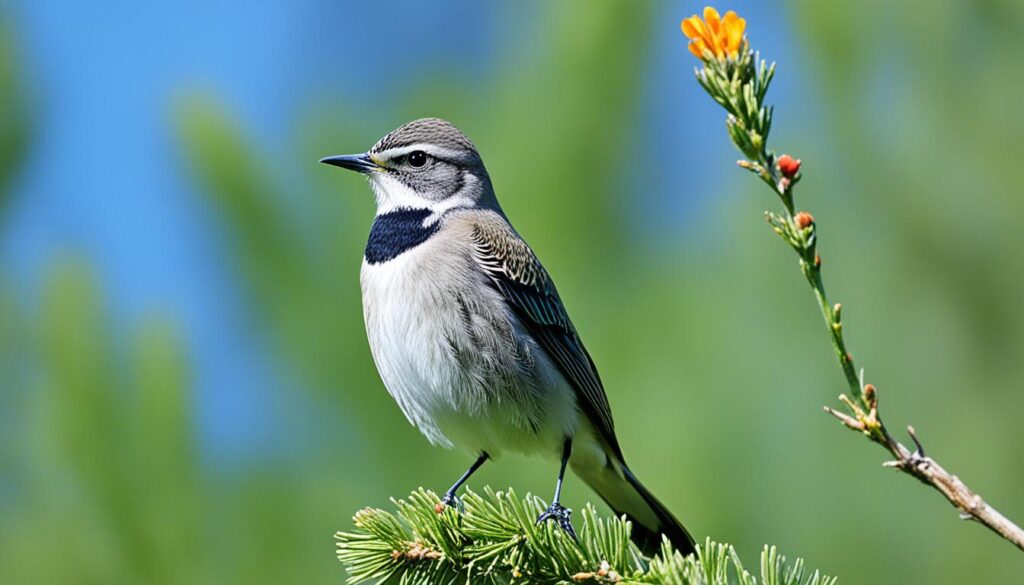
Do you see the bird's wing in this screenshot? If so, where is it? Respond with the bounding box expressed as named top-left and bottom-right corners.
top-left (468, 214), bottom-right (623, 460)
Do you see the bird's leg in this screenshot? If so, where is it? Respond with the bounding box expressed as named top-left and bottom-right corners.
top-left (536, 438), bottom-right (578, 541)
top-left (440, 452), bottom-right (488, 510)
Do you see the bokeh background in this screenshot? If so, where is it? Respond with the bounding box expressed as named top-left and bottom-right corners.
top-left (2, 0), bottom-right (1023, 582)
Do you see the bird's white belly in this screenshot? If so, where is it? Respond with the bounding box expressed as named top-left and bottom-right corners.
top-left (360, 242), bottom-right (579, 458)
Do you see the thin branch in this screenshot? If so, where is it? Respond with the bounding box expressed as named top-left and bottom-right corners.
top-left (684, 14), bottom-right (1024, 552)
top-left (765, 149), bottom-right (1024, 554)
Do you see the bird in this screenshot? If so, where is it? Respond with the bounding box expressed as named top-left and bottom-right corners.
top-left (321, 118), bottom-right (695, 555)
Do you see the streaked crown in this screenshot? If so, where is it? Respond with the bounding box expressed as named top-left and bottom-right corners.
top-left (371, 118), bottom-right (479, 159)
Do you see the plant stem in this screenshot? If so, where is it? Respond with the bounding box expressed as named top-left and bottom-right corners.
top-left (691, 25), bottom-right (1024, 552)
top-left (751, 148), bottom-right (1024, 551)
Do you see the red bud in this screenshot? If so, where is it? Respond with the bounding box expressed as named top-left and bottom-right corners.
top-left (778, 154), bottom-right (802, 178)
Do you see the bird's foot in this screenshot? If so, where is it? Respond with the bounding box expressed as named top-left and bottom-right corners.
top-left (536, 503), bottom-right (578, 541)
top-left (438, 491), bottom-right (463, 513)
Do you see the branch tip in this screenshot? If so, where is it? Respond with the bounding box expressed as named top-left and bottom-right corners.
top-left (906, 425), bottom-right (925, 458)
top-left (824, 405), bottom-right (864, 431)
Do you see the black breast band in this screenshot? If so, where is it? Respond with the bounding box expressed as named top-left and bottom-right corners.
top-left (364, 207), bottom-right (440, 264)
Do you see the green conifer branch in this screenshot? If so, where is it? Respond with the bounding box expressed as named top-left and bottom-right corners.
top-left (335, 488), bottom-right (835, 585)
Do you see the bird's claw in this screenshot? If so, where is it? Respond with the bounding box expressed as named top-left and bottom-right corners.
top-left (439, 491), bottom-right (463, 512)
top-left (536, 503), bottom-right (578, 541)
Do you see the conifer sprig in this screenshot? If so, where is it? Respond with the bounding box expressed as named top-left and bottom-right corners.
top-left (335, 488), bottom-right (835, 585)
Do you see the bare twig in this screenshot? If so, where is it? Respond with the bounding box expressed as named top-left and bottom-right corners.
top-left (682, 8), bottom-right (1024, 552)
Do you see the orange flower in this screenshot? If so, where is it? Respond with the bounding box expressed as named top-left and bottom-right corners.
top-left (681, 7), bottom-right (746, 61)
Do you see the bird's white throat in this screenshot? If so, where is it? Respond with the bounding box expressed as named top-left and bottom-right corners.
top-left (369, 172), bottom-right (478, 225)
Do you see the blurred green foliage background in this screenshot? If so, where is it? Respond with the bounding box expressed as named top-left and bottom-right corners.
top-left (2, 1), bottom-right (1023, 583)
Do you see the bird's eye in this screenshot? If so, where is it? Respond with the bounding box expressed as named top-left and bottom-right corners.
top-left (407, 150), bottom-right (428, 168)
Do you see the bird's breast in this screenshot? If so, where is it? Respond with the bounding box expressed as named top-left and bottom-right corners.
top-left (359, 227), bottom-right (578, 455)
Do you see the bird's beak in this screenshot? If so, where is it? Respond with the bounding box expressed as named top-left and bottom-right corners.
top-left (319, 153), bottom-right (381, 174)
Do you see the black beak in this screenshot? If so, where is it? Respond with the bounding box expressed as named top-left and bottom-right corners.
top-left (319, 153), bottom-right (380, 174)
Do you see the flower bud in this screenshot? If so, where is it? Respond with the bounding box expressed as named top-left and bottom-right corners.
top-left (778, 154), bottom-right (801, 178)
top-left (864, 383), bottom-right (877, 406)
top-left (794, 211), bottom-right (814, 229)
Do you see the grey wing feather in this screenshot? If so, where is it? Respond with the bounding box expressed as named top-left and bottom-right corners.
top-left (469, 216), bottom-right (624, 460)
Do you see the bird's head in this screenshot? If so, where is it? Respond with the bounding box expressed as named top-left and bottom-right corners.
top-left (321, 118), bottom-right (497, 216)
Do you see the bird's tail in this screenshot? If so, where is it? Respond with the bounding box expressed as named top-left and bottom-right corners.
top-left (572, 457), bottom-right (696, 556)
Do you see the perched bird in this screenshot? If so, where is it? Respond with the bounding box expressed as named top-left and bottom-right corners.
top-left (321, 118), bottom-right (695, 555)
